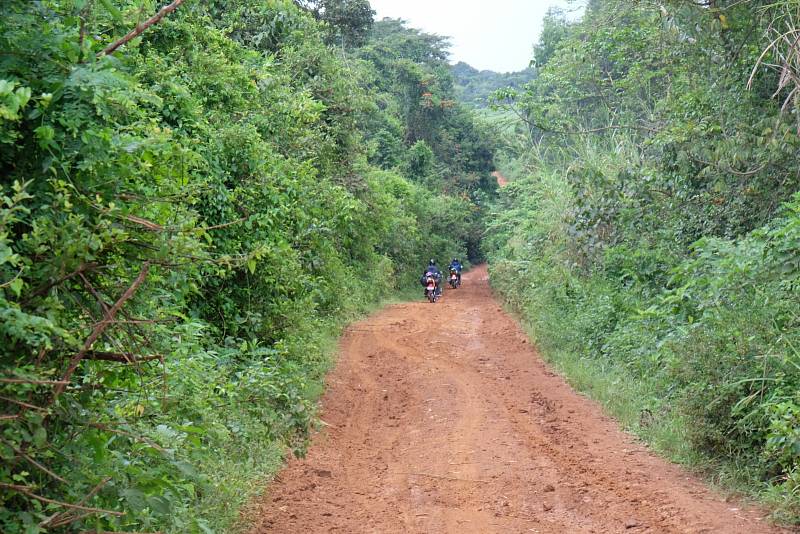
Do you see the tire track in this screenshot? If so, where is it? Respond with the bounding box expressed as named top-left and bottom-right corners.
top-left (245, 266), bottom-right (786, 533)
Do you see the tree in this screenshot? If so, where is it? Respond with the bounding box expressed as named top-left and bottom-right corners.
top-left (295, 0), bottom-right (374, 47)
top-left (532, 8), bottom-right (570, 69)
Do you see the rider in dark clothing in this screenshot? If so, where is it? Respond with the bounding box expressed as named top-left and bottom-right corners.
top-left (421, 259), bottom-right (443, 296)
top-left (449, 258), bottom-right (463, 284)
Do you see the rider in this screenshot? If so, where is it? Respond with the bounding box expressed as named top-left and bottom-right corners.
top-left (449, 258), bottom-right (463, 284)
top-left (421, 259), bottom-right (442, 297)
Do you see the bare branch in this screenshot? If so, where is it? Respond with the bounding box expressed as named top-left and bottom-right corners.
top-left (52, 262), bottom-right (150, 401)
top-left (41, 476), bottom-right (112, 528)
top-left (0, 483), bottom-right (125, 517)
top-left (0, 437), bottom-right (67, 484)
top-left (123, 214), bottom-right (163, 231)
top-left (83, 351), bottom-right (162, 364)
top-left (23, 262), bottom-right (97, 303)
top-left (0, 378), bottom-right (69, 386)
top-left (0, 395), bottom-right (48, 412)
top-left (98, 0), bottom-right (186, 57)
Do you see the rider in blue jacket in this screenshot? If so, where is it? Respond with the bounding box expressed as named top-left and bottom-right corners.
top-left (449, 258), bottom-right (463, 284)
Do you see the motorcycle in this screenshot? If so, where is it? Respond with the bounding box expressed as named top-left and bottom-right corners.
top-left (424, 274), bottom-right (439, 303)
top-left (448, 268), bottom-right (461, 289)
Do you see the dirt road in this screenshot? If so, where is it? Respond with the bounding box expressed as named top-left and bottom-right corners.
top-left (246, 266), bottom-right (784, 533)
top-left (492, 171), bottom-right (509, 187)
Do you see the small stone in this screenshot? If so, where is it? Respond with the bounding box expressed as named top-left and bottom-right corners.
top-left (542, 503), bottom-right (553, 511)
top-left (543, 484), bottom-right (555, 492)
top-left (625, 519), bottom-right (639, 529)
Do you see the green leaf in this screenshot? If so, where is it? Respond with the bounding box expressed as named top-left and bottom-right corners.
top-left (121, 488), bottom-right (147, 512)
top-left (8, 277), bottom-right (23, 297)
top-left (34, 125), bottom-right (54, 148)
top-left (32, 426), bottom-right (46, 447)
top-left (98, 0), bottom-right (124, 23)
top-left (148, 495), bottom-right (172, 517)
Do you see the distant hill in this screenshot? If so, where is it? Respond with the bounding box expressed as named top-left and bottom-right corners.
top-left (451, 61), bottom-right (536, 108)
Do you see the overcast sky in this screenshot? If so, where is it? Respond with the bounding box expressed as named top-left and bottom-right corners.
top-left (369, 0), bottom-right (584, 73)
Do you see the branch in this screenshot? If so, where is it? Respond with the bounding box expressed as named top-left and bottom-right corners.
top-left (0, 395), bottom-right (48, 412)
top-left (83, 351), bottom-right (162, 364)
top-left (0, 483), bottom-right (124, 517)
top-left (79, 272), bottom-right (111, 318)
top-left (0, 378), bottom-right (69, 386)
top-left (0, 437), bottom-right (67, 484)
top-left (47, 511), bottom-right (96, 529)
top-left (23, 262), bottom-right (97, 303)
top-left (41, 476), bottom-right (112, 528)
top-left (0, 268), bottom-right (23, 289)
top-left (98, 0), bottom-right (186, 57)
top-left (686, 154), bottom-right (766, 177)
top-left (123, 214), bottom-right (163, 232)
top-left (52, 262), bottom-right (150, 401)
top-left (195, 217), bottom-right (247, 232)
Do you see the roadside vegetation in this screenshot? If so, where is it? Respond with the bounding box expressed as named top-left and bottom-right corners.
top-left (0, 1), bottom-right (494, 531)
top-left (484, 0), bottom-right (800, 522)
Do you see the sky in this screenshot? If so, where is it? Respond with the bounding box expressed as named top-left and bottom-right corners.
top-left (368, 0), bottom-right (584, 73)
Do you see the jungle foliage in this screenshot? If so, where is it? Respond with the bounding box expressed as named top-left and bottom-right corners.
top-left (486, 0), bottom-right (800, 521)
top-left (0, 1), bottom-right (494, 531)
top-left (451, 61), bottom-right (536, 109)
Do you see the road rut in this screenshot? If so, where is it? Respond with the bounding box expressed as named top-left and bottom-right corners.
top-left (246, 266), bottom-right (784, 533)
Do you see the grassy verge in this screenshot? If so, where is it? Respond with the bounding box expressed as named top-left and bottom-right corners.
top-left (494, 294), bottom-right (797, 523)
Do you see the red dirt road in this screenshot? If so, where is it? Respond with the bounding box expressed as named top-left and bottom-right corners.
top-left (492, 170), bottom-right (509, 187)
top-left (246, 266), bottom-right (784, 533)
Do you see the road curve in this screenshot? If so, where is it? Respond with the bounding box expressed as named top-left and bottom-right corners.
top-left (245, 266), bottom-right (785, 534)
top-left (492, 170), bottom-right (509, 187)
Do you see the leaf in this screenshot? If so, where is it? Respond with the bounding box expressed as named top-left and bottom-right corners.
top-left (172, 459), bottom-right (197, 478)
top-left (34, 125), bottom-right (54, 148)
top-left (121, 488), bottom-right (147, 512)
top-left (8, 277), bottom-right (23, 297)
top-left (97, 0), bottom-right (124, 23)
top-left (32, 426), bottom-right (46, 447)
top-left (0, 443), bottom-right (14, 460)
top-left (148, 495), bottom-right (172, 516)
